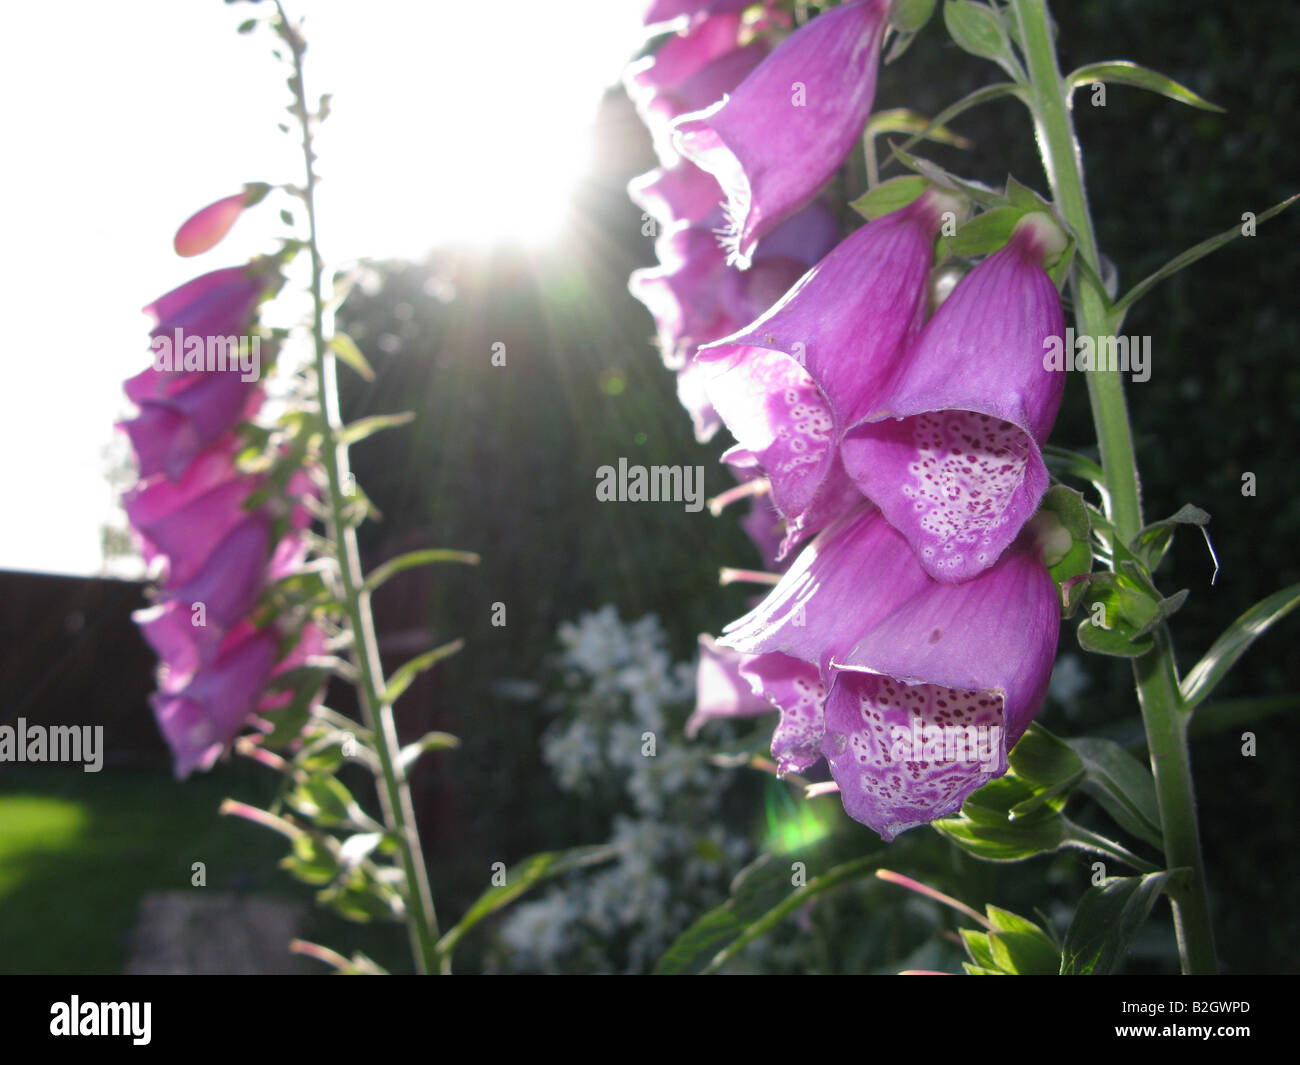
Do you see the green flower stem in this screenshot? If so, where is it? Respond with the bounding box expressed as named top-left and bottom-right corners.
top-left (275, 4), bottom-right (440, 975)
top-left (1008, 0), bottom-right (1217, 974)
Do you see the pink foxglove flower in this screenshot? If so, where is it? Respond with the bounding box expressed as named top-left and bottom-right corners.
top-left (685, 635), bottom-right (773, 738)
top-left (672, 0), bottom-right (889, 266)
top-left (120, 371), bottom-right (262, 481)
top-left (842, 214), bottom-right (1067, 581)
top-left (823, 538), bottom-right (1058, 840)
top-left (718, 506), bottom-right (1059, 837)
top-left (150, 622), bottom-right (282, 778)
top-left (625, 15), bottom-right (765, 165)
top-left (695, 191), bottom-right (956, 554)
top-left (628, 158), bottom-right (723, 230)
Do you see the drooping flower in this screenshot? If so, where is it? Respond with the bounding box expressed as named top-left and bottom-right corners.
top-left (721, 507), bottom-right (932, 678)
top-left (841, 213), bottom-right (1067, 581)
top-left (119, 263), bottom-right (274, 480)
top-left (685, 634), bottom-right (773, 738)
top-left (628, 157), bottom-right (724, 230)
top-left (149, 621), bottom-right (282, 778)
top-left (671, 0), bottom-right (890, 266)
top-left (120, 371), bottom-right (263, 481)
top-left (629, 199), bottom-right (840, 375)
top-left (822, 535), bottom-right (1059, 839)
top-left (143, 264), bottom-right (267, 354)
top-left (718, 505), bottom-right (1059, 837)
top-left (624, 14), bottom-right (766, 165)
top-left (121, 235), bottom-right (320, 776)
top-left (694, 190), bottom-right (957, 553)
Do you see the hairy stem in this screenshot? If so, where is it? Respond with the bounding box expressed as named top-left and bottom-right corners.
top-left (274, 2), bottom-right (440, 974)
top-left (1008, 0), bottom-right (1217, 974)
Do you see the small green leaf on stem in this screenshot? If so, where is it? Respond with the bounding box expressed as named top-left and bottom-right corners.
top-left (383, 638), bottom-right (465, 704)
top-left (1066, 61), bottom-right (1224, 113)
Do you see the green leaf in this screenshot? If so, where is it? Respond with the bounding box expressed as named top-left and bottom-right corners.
top-left (655, 843), bottom-right (886, 975)
top-left (984, 906), bottom-right (1061, 975)
top-left (1065, 738), bottom-right (1163, 849)
top-left (280, 831), bottom-right (340, 886)
top-left (317, 872), bottom-right (402, 923)
top-left (941, 206), bottom-right (1026, 258)
top-left (436, 845), bottom-right (618, 965)
top-left (1128, 588), bottom-right (1190, 640)
top-left (1043, 444), bottom-right (1108, 495)
top-left (851, 176), bottom-right (929, 221)
top-left (288, 774), bottom-right (369, 829)
top-left (943, 1), bottom-right (1010, 62)
top-left (383, 638), bottom-right (465, 704)
top-left (338, 411), bottom-right (414, 446)
top-left (1130, 503), bottom-right (1210, 573)
top-left (894, 82), bottom-right (1026, 158)
top-left (1077, 618), bottom-right (1154, 658)
top-left (960, 927), bottom-right (997, 969)
top-left (890, 0), bottom-right (937, 34)
top-left (1072, 565), bottom-right (1168, 655)
top-left (1181, 584), bottom-right (1300, 711)
top-left (887, 144), bottom-right (1004, 208)
top-left (1059, 872), bottom-right (1177, 974)
top-left (1004, 175), bottom-right (1052, 213)
top-left (865, 107), bottom-right (972, 149)
top-left (362, 548), bottom-right (480, 595)
top-left (329, 332), bottom-right (375, 382)
top-left (398, 731), bottom-right (461, 775)
top-left (241, 181), bottom-right (272, 207)
top-left (1066, 61), bottom-right (1224, 113)
top-left (936, 728), bottom-right (1155, 868)
top-left (935, 773), bottom-right (1073, 861)
top-left (1112, 194), bottom-right (1299, 317)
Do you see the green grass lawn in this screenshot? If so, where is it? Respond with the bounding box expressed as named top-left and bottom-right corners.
top-left (0, 765), bottom-right (408, 974)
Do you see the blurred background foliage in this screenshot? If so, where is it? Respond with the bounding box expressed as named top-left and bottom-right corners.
top-left (2, 0), bottom-right (1295, 974)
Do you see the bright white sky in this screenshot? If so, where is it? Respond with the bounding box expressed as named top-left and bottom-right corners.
top-left (0, 0), bottom-right (645, 577)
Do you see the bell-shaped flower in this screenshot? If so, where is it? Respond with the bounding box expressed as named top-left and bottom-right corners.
top-left (684, 635), bottom-right (773, 738)
top-left (717, 507), bottom-right (930, 772)
top-left (671, 0), bottom-right (889, 266)
top-left (841, 213), bottom-right (1067, 581)
top-left (737, 652), bottom-right (828, 776)
top-left (145, 264), bottom-right (266, 344)
top-left (629, 158), bottom-right (723, 230)
top-left (157, 512), bottom-right (272, 653)
top-left (631, 199), bottom-right (840, 372)
top-left (121, 440), bottom-right (243, 572)
top-left (150, 622), bottom-right (281, 778)
top-left (718, 505), bottom-right (1059, 837)
top-left (695, 191), bottom-right (954, 554)
top-left (629, 218), bottom-right (731, 368)
top-left (822, 531), bottom-right (1059, 840)
top-left (126, 474), bottom-right (261, 587)
top-left (120, 372), bottom-right (262, 481)
top-left (721, 507), bottom-right (932, 678)
top-left (625, 15), bottom-right (766, 165)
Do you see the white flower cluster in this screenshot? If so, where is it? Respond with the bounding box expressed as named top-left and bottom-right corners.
top-left (494, 606), bottom-right (751, 973)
